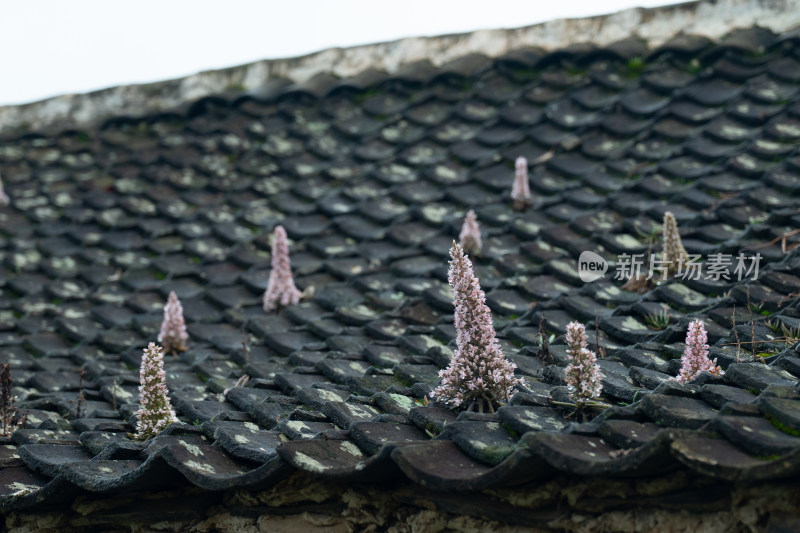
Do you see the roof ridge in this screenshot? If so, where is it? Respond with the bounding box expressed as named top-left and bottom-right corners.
top-left (2, 0), bottom-right (800, 135)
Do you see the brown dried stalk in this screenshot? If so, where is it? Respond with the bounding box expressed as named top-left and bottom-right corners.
top-left (0, 362), bottom-right (24, 436)
top-left (731, 304), bottom-right (741, 362)
top-left (595, 311), bottom-right (606, 359)
top-left (537, 315), bottom-right (553, 364)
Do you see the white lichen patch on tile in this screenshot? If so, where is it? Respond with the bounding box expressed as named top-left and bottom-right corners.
top-left (293, 452), bottom-right (328, 473)
top-left (179, 441), bottom-right (204, 457)
top-left (345, 403), bottom-right (380, 419)
top-left (389, 393), bottom-right (416, 412)
top-left (8, 482), bottom-right (40, 498)
top-left (185, 460), bottom-right (216, 475)
top-left (621, 316), bottom-right (649, 331)
top-left (316, 389), bottom-right (347, 403)
top-left (339, 441), bottom-right (364, 458)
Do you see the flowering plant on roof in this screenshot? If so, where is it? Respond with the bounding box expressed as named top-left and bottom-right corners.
top-left (431, 242), bottom-right (522, 412)
top-left (662, 211), bottom-right (688, 276)
top-left (511, 156), bottom-right (531, 211)
top-left (458, 209), bottom-right (482, 256)
top-left (159, 291), bottom-right (188, 355)
top-left (564, 321), bottom-right (603, 407)
top-left (674, 319), bottom-right (723, 383)
top-left (134, 342), bottom-right (178, 440)
top-left (0, 173), bottom-right (9, 206)
top-left (263, 225), bottom-right (303, 313)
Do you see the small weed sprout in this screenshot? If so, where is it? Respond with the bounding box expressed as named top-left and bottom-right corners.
top-left (644, 308), bottom-right (672, 330)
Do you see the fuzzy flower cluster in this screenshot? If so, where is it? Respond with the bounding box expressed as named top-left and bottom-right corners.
top-left (459, 209), bottom-right (482, 256)
top-left (564, 321), bottom-right (603, 406)
top-left (135, 343), bottom-right (178, 440)
top-left (511, 156), bottom-right (531, 211)
top-left (263, 225), bottom-right (302, 312)
top-left (674, 320), bottom-right (723, 383)
top-left (159, 291), bottom-right (188, 355)
top-left (431, 242), bottom-right (522, 411)
top-left (662, 211), bottom-right (688, 276)
top-left (0, 173), bottom-right (9, 207)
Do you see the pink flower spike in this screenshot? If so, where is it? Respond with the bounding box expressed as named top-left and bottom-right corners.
top-left (674, 319), bottom-right (723, 383)
top-left (431, 242), bottom-right (523, 412)
top-left (158, 291), bottom-right (188, 355)
top-left (134, 342), bottom-right (178, 440)
top-left (511, 156), bottom-right (531, 211)
top-left (263, 225), bottom-right (302, 313)
top-left (0, 173), bottom-right (9, 207)
top-left (564, 321), bottom-right (603, 406)
top-left (459, 209), bottom-right (482, 256)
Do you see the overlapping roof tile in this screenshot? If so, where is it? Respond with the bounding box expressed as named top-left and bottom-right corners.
top-left (0, 23), bottom-right (800, 513)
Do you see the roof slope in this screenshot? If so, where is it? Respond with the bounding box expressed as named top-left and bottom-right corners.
top-left (1, 24), bottom-right (800, 514)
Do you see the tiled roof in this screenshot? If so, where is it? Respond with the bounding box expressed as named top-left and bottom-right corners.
top-left (1, 24), bottom-right (800, 515)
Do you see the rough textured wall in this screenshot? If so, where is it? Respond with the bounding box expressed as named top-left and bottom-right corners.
top-left (5, 471), bottom-right (800, 532)
top-left (2, 0), bottom-right (800, 135)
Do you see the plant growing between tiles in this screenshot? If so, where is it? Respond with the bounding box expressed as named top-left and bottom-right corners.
top-left (159, 291), bottom-right (189, 355)
top-left (263, 225), bottom-right (304, 313)
top-left (559, 321), bottom-right (605, 412)
top-left (0, 362), bottom-right (25, 436)
top-left (673, 319), bottom-right (723, 383)
top-left (662, 211), bottom-right (689, 277)
top-left (0, 172), bottom-right (9, 207)
top-left (459, 209), bottom-right (482, 256)
top-left (134, 343), bottom-right (178, 440)
top-left (431, 242), bottom-right (523, 413)
top-left (511, 156), bottom-right (532, 211)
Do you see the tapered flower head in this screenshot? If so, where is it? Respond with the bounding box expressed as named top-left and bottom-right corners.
top-left (564, 321), bottom-right (603, 406)
top-left (459, 209), bottom-right (482, 256)
top-left (662, 211), bottom-right (688, 276)
top-left (431, 242), bottom-right (522, 412)
top-left (134, 342), bottom-right (178, 440)
top-left (263, 225), bottom-right (302, 313)
top-left (158, 291), bottom-right (188, 355)
top-left (0, 173), bottom-right (9, 207)
top-left (674, 319), bottom-right (723, 383)
top-left (511, 156), bottom-right (531, 211)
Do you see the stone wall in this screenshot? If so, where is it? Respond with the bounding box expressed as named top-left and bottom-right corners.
top-left (5, 470), bottom-right (800, 532)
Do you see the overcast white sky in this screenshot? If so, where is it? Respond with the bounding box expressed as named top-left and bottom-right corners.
top-left (0, 1), bottom-right (676, 106)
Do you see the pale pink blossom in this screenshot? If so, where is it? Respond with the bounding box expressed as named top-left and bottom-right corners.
top-left (0, 173), bottom-right (9, 207)
top-left (674, 320), bottom-right (723, 383)
top-left (458, 209), bottom-right (482, 256)
top-left (263, 225), bottom-right (302, 312)
top-left (564, 321), bottom-right (603, 406)
top-left (431, 242), bottom-right (523, 412)
top-left (158, 291), bottom-right (188, 355)
top-left (134, 343), bottom-right (178, 440)
top-left (511, 156), bottom-right (531, 211)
